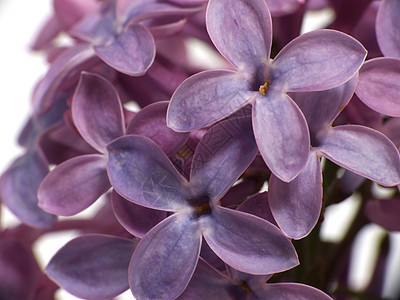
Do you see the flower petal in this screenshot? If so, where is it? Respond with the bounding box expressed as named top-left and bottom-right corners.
top-left (266, 0), bottom-right (305, 17)
top-left (253, 92), bottom-right (310, 182)
top-left (129, 213), bottom-right (202, 300)
top-left (356, 57), bottom-right (400, 117)
top-left (365, 198), bottom-right (400, 231)
top-left (262, 282), bottom-right (333, 300)
top-left (206, 0), bottom-right (272, 72)
top-left (190, 117), bottom-right (258, 200)
top-left (271, 29), bottom-right (366, 92)
top-left (202, 206), bottom-right (299, 275)
top-left (38, 154), bottom-right (110, 216)
top-left (376, 0), bottom-right (400, 58)
top-left (237, 192), bottom-right (277, 225)
top-left (167, 70), bottom-right (254, 131)
top-left (319, 125), bottom-right (400, 186)
top-left (269, 151), bottom-right (322, 239)
top-left (94, 24), bottom-right (155, 76)
top-left (107, 135), bottom-right (189, 211)
top-left (45, 234), bottom-right (137, 299)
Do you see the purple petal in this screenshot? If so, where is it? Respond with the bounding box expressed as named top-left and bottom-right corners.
top-left (72, 72), bottom-right (125, 153)
top-left (202, 206), bottom-right (299, 275)
top-left (271, 29), bottom-right (367, 92)
top-left (127, 101), bottom-right (189, 156)
top-left (129, 213), bottom-right (202, 300)
top-left (54, 0), bottom-right (98, 30)
top-left (107, 135), bottom-right (189, 211)
top-left (38, 154), bottom-right (110, 216)
top-left (0, 150), bottom-right (56, 228)
top-left (30, 16), bottom-right (62, 50)
top-left (381, 117), bottom-right (400, 148)
top-left (206, 0), bottom-right (272, 73)
top-left (190, 117), bottom-right (258, 200)
top-left (266, 0), bottom-right (305, 17)
top-left (94, 24), bottom-right (155, 76)
top-left (167, 70), bottom-right (254, 131)
top-left (45, 234), bottom-right (137, 299)
top-left (365, 198), bottom-right (400, 231)
top-left (237, 192), bottom-right (277, 225)
top-left (356, 57), bottom-right (400, 117)
top-left (376, 0), bottom-right (400, 58)
top-left (111, 191), bottom-right (167, 238)
top-left (319, 125), bottom-right (400, 186)
top-left (262, 282), bottom-right (333, 300)
top-left (269, 151), bottom-right (322, 239)
top-left (253, 91), bottom-right (310, 182)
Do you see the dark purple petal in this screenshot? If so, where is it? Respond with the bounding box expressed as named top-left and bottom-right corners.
top-left (0, 150), bottom-right (56, 228)
top-left (127, 101), bottom-right (188, 156)
top-left (365, 198), bottom-right (400, 231)
top-left (129, 213), bottom-right (202, 300)
top-left (376, 0), bottom-right (400, 58)
top-left (356, 57), bottom-right (400, 117)
top-left (271, 29), bottom-right (367, 92)
top-left (253, 91), bottom-right (310, 182)
top-left (72, 72), bottom-right (125, 153)
top-left (94, 24), bottom-right (155, 76)
top-left (319, 125), bottom-right (400, 186)
top-left (202, 206), bottom-right (299, 275)
top-left (269, 151), bottom-right (322, 239)
top-left (237, 192), bottom-right (277, 225)
top-left (107, 135), bottom-right (189, 211)
top-left (206, 0), bottom-right (272, 73)
top-left (191, 117), bottom-right (258, 200)
top-left (54, 0), bottom-right (98, 30)
top-left (111, 191), bottom-right (167, 238)
top-left (167, 70), bottom-right (254, 131)
top-left (262, 282), bottom-right (333, 299)
top-left (266, 0), bottom-right (305, 17)
top-left (38, 154), bottom-right (110, 216)
top-left (45, 234), bottom-right (137, 299)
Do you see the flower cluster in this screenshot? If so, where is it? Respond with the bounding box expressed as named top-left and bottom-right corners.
top-left (1, 0), bottom-right (400, 299)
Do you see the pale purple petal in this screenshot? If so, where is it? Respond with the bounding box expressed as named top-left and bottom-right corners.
top-left (356, 57), bottom-right (400, 117)
top-left (253, 91), bottom-right (310, 182)
top-left (376, 0), bottom-right (400, 58)
top-left (319, 125), bottom-right (400, 186)
top-left (45, 234), bottom-right (137, 299)
top-left (271, 29), bottom-right (367, 92)
top-left (202, 206), bottom-right (299, 275)
top-left (127, 101), bottom-right (188, 156)
top-left (167, 70), bottom-right (254, 131)
top-left (54, 0), bottom-right (98, 30)
top-left (206, 0), bottom-right (272, 72)
top-left (262, 282), bottom-right (333, 300)
top-left (111, 191), bottom-right (167, 238)
top-left (190, 117), bottom-right (258, 200)
top-left (269, 151), bottom-right (322, 239)
top-left (38, 154), bottom-right (110, 216)
top-left (107, 135), bottom-right (189, 211)
top-left (365, 198), bottom-right (400, 231)
top-left (72, 72), bottom-right (125, 153)
top-left (129, 213), bottom-right (202, 300)
top-left (31, 16), bottom-right (62, 50)
top-left (94, 24), bottom-right (155, 76)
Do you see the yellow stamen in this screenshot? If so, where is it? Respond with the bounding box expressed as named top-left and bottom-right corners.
top-left (259, 81), bottom-right (271, 95)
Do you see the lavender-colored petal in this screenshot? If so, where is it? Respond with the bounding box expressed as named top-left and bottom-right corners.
top-left (262, 282), bottom-right (333, 300)
top-left (269, 151), bottom-right (322, 239)
top-left (32, 44), bottom-right (98, 115)
top-left (266, 0), bottom-right (305, 17)
top-left (167, 70), bottom-right (254, 131)
top-left (356, 57), bottom-right (400, 117)
top-left (111, 191), bottom-right (167, 238)
top-left (72, 72), bottom-right (125, 153)
top-left (94, 24), bottom-right (155, 76)
top-left (237, 192), bottom-right (277, 225)
top-left (253, 92), bottom-right (310, 182)
top-left (319, 125), bottom-right (400, 186)
top-left (127, 101), bottom-right (188, 156)
top-left (191, 117), bottom-right (258, 200)
top-left (271, 29), bottom-right (367, 92)
top-left (30, 16), bottom-right (62, 50)
top-left (376, 0), bottom-right (400, 58)
top-left (45, 234), bottom-right (137, 299)
top-left (107, 135), bottom-right (189, 211)
top-left (38, 154), bottom-right (110, 216)
top-left (53, 0), bottom-right (98, 30)
top-left (381, 117), bottom-right (400, 148)
top-left (206, 0), bottom-right (272, 72)
top-left (202, 206), bottom-right (299, 275)
top-left (0, 150), bottom-right (56, 228)
top-left (129, 213), bottom-right (202, 300)
top-left (365, 198), bottom-right (400, 231)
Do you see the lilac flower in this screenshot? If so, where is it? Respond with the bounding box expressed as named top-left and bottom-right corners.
top-left (167, 0), bottom-right (367, 182)
top-left (365, 199), bottom-right (400, 231)
top-left (376, 0), bottom-right (400, 58)
top-left (107, 117), bottom-right (298, 299)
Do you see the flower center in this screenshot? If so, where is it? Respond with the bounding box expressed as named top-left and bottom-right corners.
top-left (258, 81), bottom-right (271, 95)
top-left (188, 195), bottom-right (211, 217)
